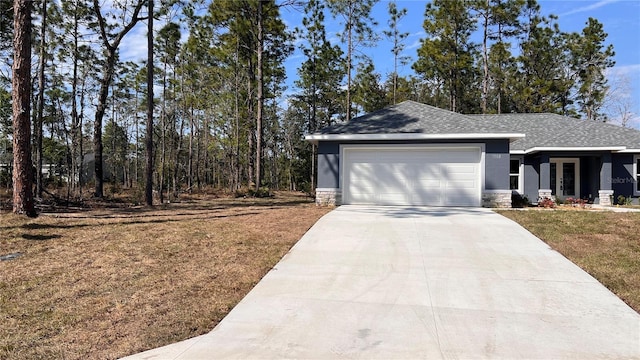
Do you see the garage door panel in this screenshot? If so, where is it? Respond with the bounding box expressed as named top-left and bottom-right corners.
top-left (445, 164), bottom-right (477, 174)
top-left (415, 179), bottom-right (442, 188)
top-left (379, 193), bottom-right (408, 205)
top-left (344, 146), bottom-right (481, 206)
top-left (412, 191), bottom-right (442, 205)
top-left (443, 192), bottom-right (471, 206)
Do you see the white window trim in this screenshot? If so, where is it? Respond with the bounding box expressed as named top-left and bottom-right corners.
top-left (510, 155), bottom-right (524, 194)
top-left (634, 155), bottom-right (640, 196)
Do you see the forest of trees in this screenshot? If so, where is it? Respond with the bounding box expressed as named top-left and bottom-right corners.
top-left (1, 0), bottom-right (621, 212)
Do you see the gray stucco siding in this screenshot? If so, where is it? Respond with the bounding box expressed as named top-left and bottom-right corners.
top-left (523, 156), bottom-right (540, 201)
top-left (599, 153), bottom-right (612, 191)
top-left (581, 156), bottom-right (601, 201)
top-left (612, 154), bottom-right (635, 197)
top-left (484, 140), bottom-right (510, 190)
top-left (317, 142), bottom-right (340, 189)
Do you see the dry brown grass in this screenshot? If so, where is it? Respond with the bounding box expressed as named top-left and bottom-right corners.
top-left (0, 192), bottom-right (331, 359)
top-left (498, 210), bottom-right (640, 313)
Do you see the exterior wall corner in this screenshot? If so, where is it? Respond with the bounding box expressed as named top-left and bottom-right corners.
top-left (482, 190), bottom-right (512, 208)
top-left (315, 188), bottom-right (341, 206)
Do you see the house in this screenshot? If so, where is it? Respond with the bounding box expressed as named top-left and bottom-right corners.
top-left (305, 101), bottom-right (640, 208)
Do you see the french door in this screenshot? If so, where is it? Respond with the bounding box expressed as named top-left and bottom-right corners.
top-left (550, 158), bottom-right (580, 198)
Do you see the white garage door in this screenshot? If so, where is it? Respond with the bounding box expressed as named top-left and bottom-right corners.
top-left (343, 146), bottom-right (481, 206)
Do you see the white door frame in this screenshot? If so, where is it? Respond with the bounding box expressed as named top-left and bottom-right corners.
top-left (550, 158), bottom-right (580, 198)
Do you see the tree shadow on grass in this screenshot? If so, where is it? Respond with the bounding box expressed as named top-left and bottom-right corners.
top-left (22, 234), bottom-right (62, 241)
top-left (8, 211), bottom-right (263, 232)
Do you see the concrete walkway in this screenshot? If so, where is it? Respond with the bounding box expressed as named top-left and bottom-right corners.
top-left (591, 204), bottom-right (640, 212)
top-left (123, 206), bottom-right (640, 359)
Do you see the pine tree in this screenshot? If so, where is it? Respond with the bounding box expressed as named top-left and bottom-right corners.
top-left (510, 2), bottom-right (572, 114)
top-left (295, 0), bottom-right (345, 132)
top-left (382, 1), bottom-right (409, 105)
top-left (154, 21), bottom-right (184, 202)
top-left (295, 0), bottom-right (345, 190)
top-left (91, 0), bottom-right (147, 198)
top-left (353, 59), bottom-right (388, 114)
top-left (145, 0), bottom-right (154, 205)
top-left (471, 0), bottom-right (524, 113)
top-left (0, 0), bottom-right (12, 53)
top-left (59, 0), bottom-right (96, 196)
top-left (11, 0), bottom-right (36, 216)
top-left (413, 0), bottom-right (477, 113)
top-left (571, 17), bottom-right (615, 121)
top-left (326, 0), bottom-right (378, 121)
top-left (207, 0), bottom-right (290, 191)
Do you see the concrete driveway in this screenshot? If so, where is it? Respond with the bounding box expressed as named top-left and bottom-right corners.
top-left (123, 206), bottom-right (640, 359)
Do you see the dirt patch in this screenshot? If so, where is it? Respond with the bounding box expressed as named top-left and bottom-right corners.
top-left (0, 192), bottom-right (332, 359)
top-left (498, 210), bottom-right (640, 314)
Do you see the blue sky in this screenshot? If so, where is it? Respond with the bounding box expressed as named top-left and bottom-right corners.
top-left (280, 0), bottom-right (640, 124)
top-left (120, 1), bottom-right (640, 124)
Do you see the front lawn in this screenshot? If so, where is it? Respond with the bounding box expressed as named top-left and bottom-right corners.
top-left (497, 210), bottom-right (640, 313)
top-left (0, 192), bottom-right (331, 359)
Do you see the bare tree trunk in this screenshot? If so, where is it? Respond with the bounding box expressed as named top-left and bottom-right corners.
top-left (255, 0), bottom-right (264, 191)
top-left (160, 56), bottom-right (169, 201)
top-left (35, 0), bottom-right (46, 198)
top-left (195, 126), bottom-right (201, 189)
top-left (233, 40), bottom-right (240, 191)
top-left (175, 104), bottom-right (184, 196)
top-left (172, 64), bottom-right (183, 198)
top-left (481, 0), bottom-right (489, 114)
top-left (247, 58), bottom-right (255, 189)
top-left (79, 75), bottom-right (86, 196)
top-left (346, 7), bottom-right (352, 121)
top-left (92, 0), bottom-right (145, 198)
top-left (146, 0), bottom-right (154, 205)
top-left (70, 3), bottom-right (81, 195)
top-left (188, 106), bottom-right (193, 191)
top-left (12, 0), bottom-right (36, 217)
top-left (134, 86), bottom-right (139, 186)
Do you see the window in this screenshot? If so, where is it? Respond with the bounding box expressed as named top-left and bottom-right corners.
top-left (635, 155), bottom-right (640, 195)
top-left (510, 157), bottom-right (522, 192)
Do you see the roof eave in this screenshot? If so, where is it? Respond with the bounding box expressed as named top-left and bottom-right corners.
top-left (304, 133), bottom-right (526, 144)
top-left (514, 146), bottom-right (629, 155)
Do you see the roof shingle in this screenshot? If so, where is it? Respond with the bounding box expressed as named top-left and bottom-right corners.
top-left (314, 101), bottom-right (640, 151)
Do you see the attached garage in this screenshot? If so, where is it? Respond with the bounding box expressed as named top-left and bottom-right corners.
top-left (342, 145), bottom-right (482, 206)
top-left (306, 101), bottom-right (523, 208)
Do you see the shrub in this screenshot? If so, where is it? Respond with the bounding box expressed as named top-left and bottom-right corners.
top-left (616, 195), bottom-right (634, 206)
top-left (248, 186), bottom-right (273, 198)
top-left (564, 197), bottom-right (588, 208)
top-left (511, 193), bottom-right (529, 208)
top-left (538, 197), bottom-right (556, 208)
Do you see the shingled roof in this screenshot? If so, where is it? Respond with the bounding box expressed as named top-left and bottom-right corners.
top-left (470, 113), bottom-right (640, 152)
top-left (307, 100), bottom-right (640, 153)
top-left (314, 100), bottom-right (509, 135)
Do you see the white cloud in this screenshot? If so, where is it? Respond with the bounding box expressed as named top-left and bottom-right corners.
top-left (607, 64), bottom-right (640, 77)
top-left (561, 0), bottom-right (619, 16)
top-left (120, 25), bottom-right (149, 62)
top-left (406, 39), bottom-right (422, 50)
